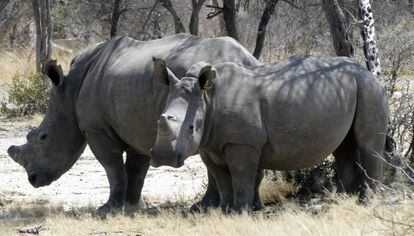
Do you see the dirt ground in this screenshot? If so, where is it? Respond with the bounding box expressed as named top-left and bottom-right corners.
top-left (0, 116), bottom-right (208, 209)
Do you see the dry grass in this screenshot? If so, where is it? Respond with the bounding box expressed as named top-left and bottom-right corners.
top-left (0, 195), bottom-right (413, 236)
top-left (0, 45), bottom-right (77, 85)
top-left (259, 174), bottom-right (297, 204)
top-left (0, 49), bottom-right (33, 83)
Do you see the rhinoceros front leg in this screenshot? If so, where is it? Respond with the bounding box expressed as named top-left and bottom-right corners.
top-left (124, 149), bottom-right (150, 211)
top-left (224, 144), bottom-right (260, 212)
top-left (191, 168), bottom-right (265, 212)
top-left (190, 171), bottom-right (220, 212)
top-left (199, 151), bottom-right (234, 211)
top-left (86, 132), bottom-right (126, 217)
top-left (252, 168), bottom-right (264, 211)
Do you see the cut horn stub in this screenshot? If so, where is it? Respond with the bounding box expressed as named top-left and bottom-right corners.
top-left (7, 145), bottom-right (22, 165)
top-left (158, 115), bottom-right (172, 136)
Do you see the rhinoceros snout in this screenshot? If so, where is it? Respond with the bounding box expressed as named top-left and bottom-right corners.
top-left (27, 171), bottom-right (52, 188)
top-left (149, 159), bottom-right (161, 168)
top-left (150, 148), bottom-right (184, 168)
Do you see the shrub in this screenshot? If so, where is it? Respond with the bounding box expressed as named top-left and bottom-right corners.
top-left (285, 158), bottom-right (336, 199)
top-left (1, 72), bottom-right (49, 117)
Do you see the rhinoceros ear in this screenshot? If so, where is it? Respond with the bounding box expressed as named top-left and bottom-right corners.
top-left (198, 65), bottom-right (216, 90)
top-left (153, 57), bottom-right (179, 86)
top-left (43, 59), bottom-right (64, 87)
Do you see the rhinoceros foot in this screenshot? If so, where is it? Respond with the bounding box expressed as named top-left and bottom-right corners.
top-left (124, 198), bottom-right (148, 216)
top-left (92, 202), bottom-right (123, 220)
top-left (190, 192), bottom-right (220, 213)
top-left (252, 197), bottom-right (265, 211)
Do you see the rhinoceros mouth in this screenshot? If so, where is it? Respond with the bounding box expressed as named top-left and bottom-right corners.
top-left (28, 171), bottom-right (55, 188)
top-left (150, 148), bottom-right (184, 168)
top-left (176, 154), bottom-right (184, 168)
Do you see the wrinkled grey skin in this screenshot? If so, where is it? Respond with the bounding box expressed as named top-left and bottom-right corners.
top-left (7, 34), bottom-right (265, 215)
top-left (151, 55), bottom-right (389, 211)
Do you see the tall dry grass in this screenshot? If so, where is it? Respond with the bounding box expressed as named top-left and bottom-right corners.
top-left (0, 45), bottom-right (79, 85)
top-left (0, 195), bottom-right (413, 236)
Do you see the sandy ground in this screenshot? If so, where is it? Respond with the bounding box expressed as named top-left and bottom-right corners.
top-left (0, 116), bottom-right (208, 209)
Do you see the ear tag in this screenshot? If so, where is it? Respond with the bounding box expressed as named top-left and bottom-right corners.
top-left (204, 79), bottom-right (213, 90)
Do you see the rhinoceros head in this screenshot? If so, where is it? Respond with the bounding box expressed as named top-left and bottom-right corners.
top-left (7, 60), bottom-right (86, 188)
top-left (150, 58), bottom-right (216, 168)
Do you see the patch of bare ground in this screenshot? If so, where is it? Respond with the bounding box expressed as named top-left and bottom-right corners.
top-left (0, 113), bottom-right (208, 208)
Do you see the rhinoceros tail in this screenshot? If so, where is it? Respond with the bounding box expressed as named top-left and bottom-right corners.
top-left (384, 132), bottom-right (402, 166)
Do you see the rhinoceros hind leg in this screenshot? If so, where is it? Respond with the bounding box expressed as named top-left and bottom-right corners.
top-left (125, 150), bottom-right (150, 206)
top-left (355, 133), bottom-right (386, 203)
top-left (352, 92), bottom-right (387, 202)
top-left (333, 133), bottom-right (363, 194)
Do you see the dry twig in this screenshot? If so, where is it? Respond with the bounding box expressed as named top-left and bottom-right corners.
top-left (16, 225), bottom-right (45, 234)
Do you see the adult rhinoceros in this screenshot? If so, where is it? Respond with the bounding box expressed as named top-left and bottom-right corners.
top-left (7, 34), bottom-right (264, 215)
top-left (150, 55), bottom-right (389, 211)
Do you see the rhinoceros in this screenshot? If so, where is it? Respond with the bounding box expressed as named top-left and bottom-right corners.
top-left (7, 34), bottom-right (265, 215)
top-left (150, 55), bottom-right (389, 211)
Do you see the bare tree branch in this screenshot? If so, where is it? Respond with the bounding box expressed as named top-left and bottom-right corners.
top-left (253, 0), bottom-right (279, 59)
top-left (159, 0), bottom-right (186, 33)
top-left (141, 0), bottom-right (160, 36)
top-left (281, 0), bottom-right (301, 9)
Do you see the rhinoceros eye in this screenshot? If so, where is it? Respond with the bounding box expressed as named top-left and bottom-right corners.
top-left (40, 134), bottom-right (48, 141)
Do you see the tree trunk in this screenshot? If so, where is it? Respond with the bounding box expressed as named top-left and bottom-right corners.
top-left (0, 0), bottom-right (22, 41)
top-left (32, 0), bottom-right (42, 73)
top-left (160, 0), bottom-right (186, 33)
top-left (211, 0), bottom-right (226, 35)
top-left (411, 118), bottom-right (414, 165)
top-left (110, 0), bottom-right (123, 38)
top-left (189, 0), bottom-right (206, 36)
top-left (357, 0), bottom-right (381, 78)
top-left (322, 0), bottom-right (354, 57)
top-left (40, 0), bottom-right (52, 63)
top-left (31, 0), bottom-right (52, 78)
top-left (253, 0), bottom-right (279, 59)
top-left (222, 0), bottom-right (239, 41)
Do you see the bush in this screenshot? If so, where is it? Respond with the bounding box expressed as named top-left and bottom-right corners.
top-left (1, 72), bottom-right (49, 117)
top-left (285, 158), bottom-right (336, 199)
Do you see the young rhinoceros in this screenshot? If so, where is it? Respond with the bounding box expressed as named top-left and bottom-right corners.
top-left (151, 55), bottom-right (389, 211)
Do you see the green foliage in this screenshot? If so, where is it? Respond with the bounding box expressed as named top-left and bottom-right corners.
top-left (1, 72), bottom-right (49, 117)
